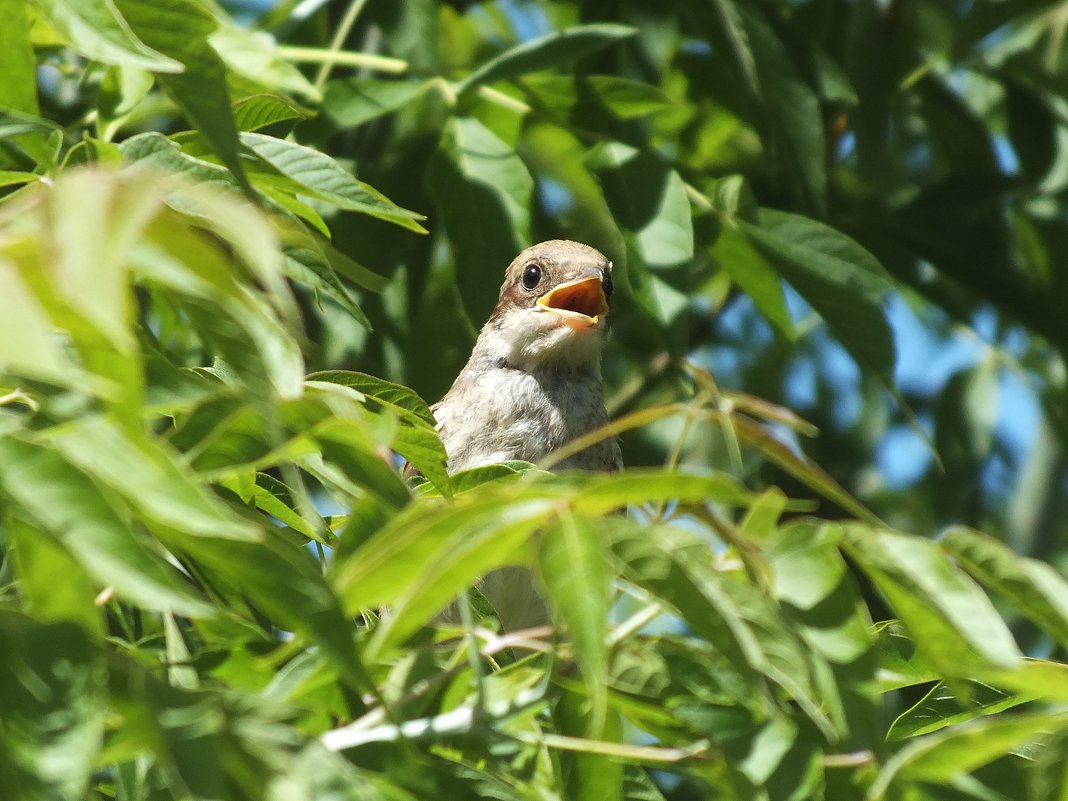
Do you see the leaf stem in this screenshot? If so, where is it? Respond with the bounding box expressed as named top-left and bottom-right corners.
top-left (278, 45), bottom-right (407, 75)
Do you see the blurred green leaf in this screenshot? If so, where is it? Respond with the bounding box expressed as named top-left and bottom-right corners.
top-left (333, 496), bottom-right (555, 633)
top-left (571, 468), bottom-right (756, 514)
top-left (713, 223), bottom-right (795, 341)
top-left (942, 527), bottom-right (1068, 648)
top-left (707, 1), bottom-right (826, 212)
top-left (32, 0), bottom-right (183, 73)
top-left (0, 0), bottom-right (39, 114)
top-left (8, 515), bottom-right (104, 637)
top-left (455, 24), bottom-right (636, 98)
top-left (539, 513), bottom-right (611, 732)
top-left (49, 415), bottom-right (259, 540)
top-left (321, 78), bottom-right (432, 129)
top-left (0, 615), bottom-right (105, 801)
top-left (0, 257), bottom-right (84, 387)
top-left (0, 435), bottom-right (211, 616)
top-left (586, 142), bottom-right (694, 271)
top-left (209, 26), bottom-right (320, 102)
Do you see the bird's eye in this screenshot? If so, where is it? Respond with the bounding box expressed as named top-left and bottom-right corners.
top-left (603, 269), bottom-right (614, 303)
top-left (522, 263), bottom-right (542, 290)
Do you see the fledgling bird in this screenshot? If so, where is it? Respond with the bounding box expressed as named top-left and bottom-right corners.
top-left (426, 240), bottom-right (622, 631)
top-left (431, 239), bottom-right (622, 474)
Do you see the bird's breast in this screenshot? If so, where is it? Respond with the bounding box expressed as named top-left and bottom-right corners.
top-left (435, 366), bottom-right (612, 472)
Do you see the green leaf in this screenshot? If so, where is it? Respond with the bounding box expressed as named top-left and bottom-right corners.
top-left (0, 436), bottom-right (211, 616)
top-left (730, 414), bottom-right (878, 524)
top-left (870, 711), bottom-right (1068, 796)
top-left (97, 65), bottom-right (155, 139)
top-left (173, 533), bottom-right (367, 687)
top-left (887, 681), bottom-right (1036, 742)
top-left (113, 0), bottom-right (249, 189)
top-left (129, 201), bottom-right (305, 399)
top-left (942, 527), bottom-right (1068, 647)
top-left (843, 525), bottom-right (1021, 675)
top-left (307, 370), bottom-right (436, 426)
top-left (232, 93), bottom-right (310, 132)
top-left (0, 257), bottom-right (84, 387)
top-left (707, 1), bottom-right (826, 212)
top-left (365, 498), bottom-right (553, 655)
top-left (571, 468), bottom-right (756, 514)
top-left (871, 621), bottom-right (940, 692)
top-left (610, 520), bottom-right (836, 739)
top-left (586, 142), bottom-right (694, 271)
top-left (44, 168), bottom-right (152, 356)
top-left (586, 76), bottom-right (675, 119)
top-left (521, 74), bottom-right (673, 120)
top-left (0, 170), bottom-right (41, 189)
top-left (0, 0), bottom-right (39, 114)
top-left (48, 415), bottom-right (259, 540)
top-left (209, 25), bottom-right (320, 102)
top-left (277, 223), bottom-right (372, 330)
top-left (770, 521), bottom-right (846, 611)
top-left (31, 0), bottom-right (183, 73)
top-left (456, 24), bottom-right (636, 98)
top-left (739, 208), bottom-right (896, 384)
top-left (240, 132), bottom-right (427, 232)
top-left (429, 116), bottom-right (533, 322)
top-left (321, 78), bottom-right (432, 128)
top-left (332, 497), bottom-right (557, 641)
top-left (0, 615), bottom-right (106, 801)
top-left (119, 131), bottom-right (233, 185)
top-left (539, 513), bottom-right (611, 732)
top-left (712, 223), bottom-right (794, 341)
top-left (8, 515), bottom-right (105, 637)
top-left (306, 371), bottom-right (450, 496)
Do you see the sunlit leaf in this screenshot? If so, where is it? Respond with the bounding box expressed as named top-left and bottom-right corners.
top-left (942, 527), bottom-right (1068, 648)
top-left (32, 0), bottom-right (182, 73)
top-left (0, 0), bottom-right (39, 114)
top-left (240, 132), bottom-right (427, 232)
top-left (0, 436), bottom-right (211, 616)
top-left (844, 525), bottom-right (1021, 675)
top-left (540, 513), bottom-right (611, 732)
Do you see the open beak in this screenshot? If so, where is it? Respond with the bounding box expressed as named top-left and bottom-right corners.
top-left (536, 276), bottom-right (609, 329)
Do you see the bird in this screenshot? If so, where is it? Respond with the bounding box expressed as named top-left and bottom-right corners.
top-left (423, 240), bottom-right (622, 631)
top-left (430, 239), bottom-right (622, 475)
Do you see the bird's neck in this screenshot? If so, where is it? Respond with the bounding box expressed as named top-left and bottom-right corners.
top-left (466, 326), bottom-right (603, 379)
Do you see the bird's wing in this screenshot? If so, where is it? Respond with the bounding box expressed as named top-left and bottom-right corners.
top-left (608, 438), bottom-right (624, 472)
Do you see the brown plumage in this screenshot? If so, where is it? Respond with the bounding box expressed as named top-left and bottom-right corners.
top-left (430, 240), bottom-right (622, 474)
top-left (420, 240), bottom-right (622, 631)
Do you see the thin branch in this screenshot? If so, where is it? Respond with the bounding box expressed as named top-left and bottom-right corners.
top-left (314, 0), bottom-right (370, 90)
top-left (513, 731), bottom-right (717, 764)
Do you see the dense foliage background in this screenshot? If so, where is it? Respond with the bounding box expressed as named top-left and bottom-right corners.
top-left (2, 0), bottom-right (1068, 799)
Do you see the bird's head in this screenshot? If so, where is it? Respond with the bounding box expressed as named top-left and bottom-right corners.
top-left (479, 240), bottom-right (614, 371)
